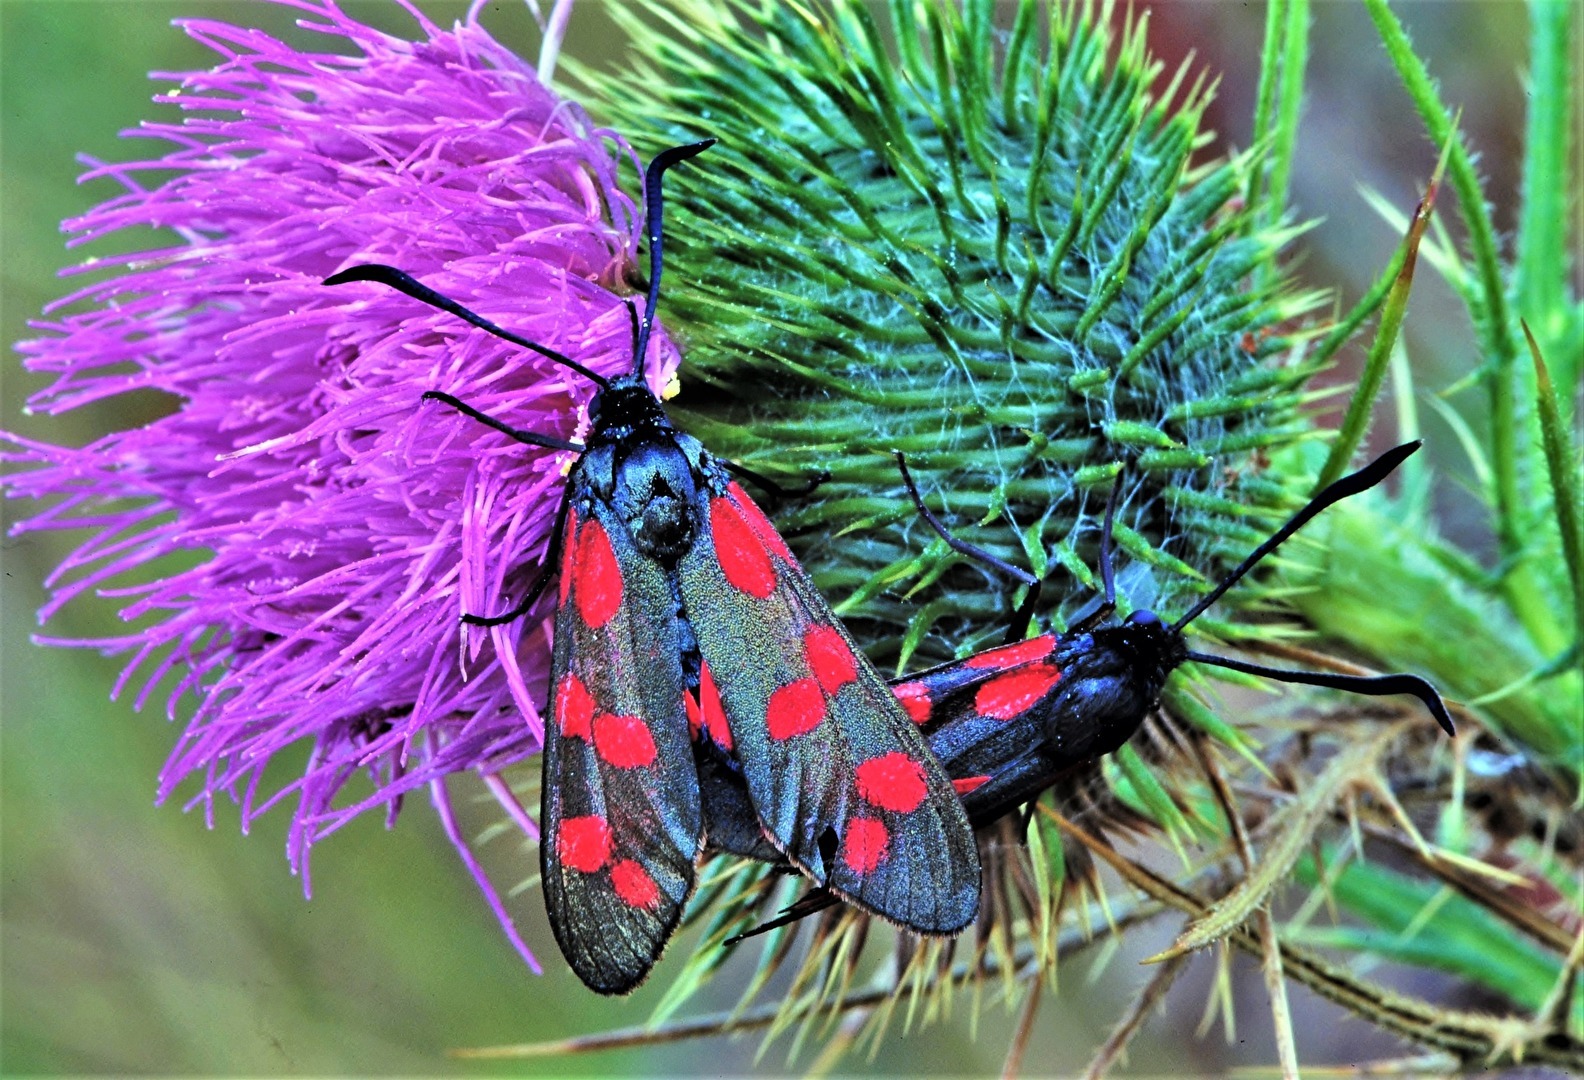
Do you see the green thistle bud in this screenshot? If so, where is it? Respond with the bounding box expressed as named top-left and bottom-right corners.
top-left (578, 0), bottom-right (1322, 665)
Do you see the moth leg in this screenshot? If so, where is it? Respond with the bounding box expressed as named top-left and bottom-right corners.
top-left (723, 459), bottom-right (829, 501)
top-left (461, 486), bottom-right (573, 627)
top-left (893, 450), bottom-right (1041, 642)
top-left (1065, 472), bottom-right (1124, 634)
top-left (723, 889), bottom-right (838, 947)
top-left (461, 571), bottom-right (553, 627)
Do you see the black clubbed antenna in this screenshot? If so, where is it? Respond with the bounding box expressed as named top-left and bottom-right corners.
top-left (1185, 648), bottom-right (1456, 736)
top-left (630, 139), bottom-right (716, 376)
top-left (324, 264), bottom-right (610, 390)
top-left (1170, 441), bottom-right (1421, 633)
top-left (1168, 440), bottom-right (1455, 736)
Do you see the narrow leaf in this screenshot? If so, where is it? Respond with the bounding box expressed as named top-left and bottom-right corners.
top-left (1523, 321), bottom-right (1583, 627)
top-left (1317, 121), bottom-right (1453, 490)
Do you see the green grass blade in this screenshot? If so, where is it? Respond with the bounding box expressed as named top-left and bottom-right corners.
top-left (1316, 127), bottom-right (1451, 489)
top-left (1522, 322), bottom-right (1583, 630)
top-left (1296, 855), bottom-right (1584, 1030)
top-left (1514, 0), bottom-right (1576, 367)
top-left (1257, 0), bottom-right (1309, 260)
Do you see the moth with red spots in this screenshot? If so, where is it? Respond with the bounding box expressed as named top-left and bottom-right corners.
top-left (708, 444), bottom-right (1456, 934)
top-left (326, 141), bottom-right (979, 994)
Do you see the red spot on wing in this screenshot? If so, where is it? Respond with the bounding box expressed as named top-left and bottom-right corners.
top-left (558, 507), bottom-right (579, 607)
top-left (804, 625), bottom-right (859, 696)
top-left (966, 635), bottom-right (1055, 669)
top-left (574, 518), bottom-right (622, 628)
top-left (975, 662), bottom-right (1061, 720)
top-left (854, 752), bottom-right (928, 812)
top-left (610, 859), bottom-right (661, 910)
top-left (684, 689), bottom-right (702, 739)
top-left (953, 775), bottom-right (991, 795)
top-left (727, 482), bottom-right (794, 561)
top-left (558, 815), bottom-right (612, 873)
top-left (555, 672), bottom-right (595, 739)
top-left (710, 496), bottom-right (776, 598)
top-left (842, 818), bottom-right (890, 874)
top-left (697, 660), bottom-right (732, 751)
top-left (592, 712), bottom-right (657, 768)
top-left (765, 677), bottom-right (827, 740)
top-left (893, 681), bottom-right (933, 725)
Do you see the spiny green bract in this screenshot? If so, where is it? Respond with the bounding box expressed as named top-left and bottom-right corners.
top-left (577, 0), bottom-right (1323, 665)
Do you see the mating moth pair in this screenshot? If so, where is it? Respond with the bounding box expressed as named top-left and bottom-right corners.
top-left (328, 142), bottom-right (1452, 995)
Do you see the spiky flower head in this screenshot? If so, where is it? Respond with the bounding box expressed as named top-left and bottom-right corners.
top-left (580, 0), bottom-right (1323, 667)
top-left (2, 0), bottom-right (671, 969)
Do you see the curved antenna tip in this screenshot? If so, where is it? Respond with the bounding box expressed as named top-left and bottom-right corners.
top-left (1169, 440), bottom-right (1425, 633)
top-left (324, 263), bottom-right (398, 287)
top-left (1187, 650), bottom-right (1456, 738)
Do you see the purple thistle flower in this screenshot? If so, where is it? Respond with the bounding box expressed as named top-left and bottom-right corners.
top-left (2, 0), bottom-right (674, 971)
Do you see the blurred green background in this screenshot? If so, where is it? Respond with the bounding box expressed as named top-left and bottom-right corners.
top-left (1, 1), bottom-right (1532, 1074)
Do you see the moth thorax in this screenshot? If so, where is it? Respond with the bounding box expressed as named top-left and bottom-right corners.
top-left (634, 489), bottom-right (693, 557)
top-left (1045, 625), bottom-right (1175, 761)
top-left (613, 441), bottom-right (699, 560)
top-left (1090, 614), bottom-right (1183, 703)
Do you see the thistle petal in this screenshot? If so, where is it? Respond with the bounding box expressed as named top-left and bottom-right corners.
top-left (2, 0), bottom-right (675, 971)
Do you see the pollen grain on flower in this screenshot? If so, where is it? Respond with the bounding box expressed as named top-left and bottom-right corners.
top-left (1, 0), bottom-right (674, 972)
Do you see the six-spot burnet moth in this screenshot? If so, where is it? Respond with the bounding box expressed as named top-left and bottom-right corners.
top-left (325, 141), bottom-right (980, 994)
top-left (706, 442), bottom-right (1455, 936)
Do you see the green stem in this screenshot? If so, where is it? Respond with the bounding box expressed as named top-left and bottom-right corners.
top-left (1245, 0), bottom-right (1287, 232)
top-left (1514, 1), bottom-right (1575, 341)
top-left (1362, 0), bottom-right (1554, 652)
top-left (1523, 323), bottom-right (1583, 632)
top-left (1308, 246), bottom-right (1405, 370)
top-left (1261, 0), bottom-right (1309, 241)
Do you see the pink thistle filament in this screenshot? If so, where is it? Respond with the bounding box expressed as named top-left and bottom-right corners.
top-left (2, 0), bottom-right (673, 971)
